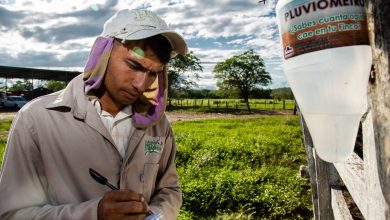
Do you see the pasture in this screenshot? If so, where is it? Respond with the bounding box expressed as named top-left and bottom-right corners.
top-left (174, 116), bottom-right (312, 219)
top-left (0, 114), bottom-right (312, 219)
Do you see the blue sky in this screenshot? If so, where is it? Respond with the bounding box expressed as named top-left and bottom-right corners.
top-left (0, 0), bottom-right (288, 89)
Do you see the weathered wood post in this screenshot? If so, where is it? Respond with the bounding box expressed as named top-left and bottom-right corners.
top-left (300, 109), bottom-right (338, 220)
top-left (294, 1), bottom-right (390, 219)
top-left (366, 0), bottom-right (390, 214)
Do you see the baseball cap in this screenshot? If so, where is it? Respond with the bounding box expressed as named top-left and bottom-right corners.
top-left (101, 9), bottom-right (188, 56)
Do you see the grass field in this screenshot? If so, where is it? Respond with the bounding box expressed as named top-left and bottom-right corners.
top-left (0, 115), bottom-right (312, 219)
top-left (0, 119), bottom-right (12, 166)
top-left (173, 116), bottom-right (312, 219)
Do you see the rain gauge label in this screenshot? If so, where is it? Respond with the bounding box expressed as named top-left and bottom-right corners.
top-left (278, 0), bottom-right (369, 59)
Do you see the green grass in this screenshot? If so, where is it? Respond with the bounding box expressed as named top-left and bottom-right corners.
top-left (173, 116), bottom-right (312, 219)
top-left (0, 119), bottom-right (12, 166)
top-left (0, 116), bottom-right (312, 219)
top-left (168, 99), bottom-right (296, 113)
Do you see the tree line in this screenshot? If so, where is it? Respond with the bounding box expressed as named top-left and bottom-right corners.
top-left (1, 49), bottom-right (293, 111)
top-left (168, 49), bottom-right (293, 112)
top-left (173, 87), bottom-right (293, 100)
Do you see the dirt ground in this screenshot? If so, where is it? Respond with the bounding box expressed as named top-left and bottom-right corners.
top-left (166, 110), bottom-right (293, 122)
top-left (0, 108), bottom-right (294, 122)
top-left (0, 110), bottom-right (16, 121)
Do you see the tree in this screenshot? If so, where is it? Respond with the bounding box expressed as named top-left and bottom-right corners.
top-left (250, 88), bottom-right (272, 99)
top-left (44, 80), bottom-right (67, 92)
top-left (271, 87), bottom-right (294, 100)
top-left (168, 51), bottom-right (203, 99)
top-left (0, 80), bottom-right (5, 95)
top-left (213, 49), bottom-right (271, 113)
top-left (8, 79), bottom-right (33, 93)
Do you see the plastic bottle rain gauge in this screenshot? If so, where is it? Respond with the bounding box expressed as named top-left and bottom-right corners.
top-left (276, 0), bottom-right (372, 162)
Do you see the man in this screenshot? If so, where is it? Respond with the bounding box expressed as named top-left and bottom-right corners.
top-left (0, 9), bottom-right (187, 220)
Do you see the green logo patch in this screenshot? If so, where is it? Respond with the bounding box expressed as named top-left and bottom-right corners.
top-left (145, 140), bottom-right (162, 154)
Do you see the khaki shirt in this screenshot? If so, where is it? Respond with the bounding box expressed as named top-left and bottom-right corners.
top-left (0, 75), bottom-right (181, 220)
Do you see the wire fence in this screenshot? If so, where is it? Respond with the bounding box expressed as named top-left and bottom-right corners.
top-left (167, 99), bottom-right (296, 111)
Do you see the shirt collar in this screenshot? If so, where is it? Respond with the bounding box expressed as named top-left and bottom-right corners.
top-left (91, 98), bottom-right (133, 118)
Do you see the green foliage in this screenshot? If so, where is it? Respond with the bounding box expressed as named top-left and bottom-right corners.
top-left (186, 89), bottom-right (222, 99)
top-left (44, 80), bottom-right (67, 91)
top-left (0, 80), bottom-right (5, 93)
top-left (0, 119), bottom-right (12, 167)
top-left (0, 116), bottom-right (311, 219)
top-left (271, 87), bottom-right (294, 100)
top-left (8, 79), bottom-right (33, 92)
top-left (173, 116), bottom-right (312, 219)
top-left (215, 88), bottom-right (241, 99)
top-left (168, 52), bottom-right (203, 98)
top-left (167, 88), bottom-right (290, 100)
top-left (213, 49), bottom-right (272, 103)
top-left (250, 88), bottom-right (272, 99)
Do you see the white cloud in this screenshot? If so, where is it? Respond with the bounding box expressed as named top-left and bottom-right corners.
top-left (0, 0), bottom-right (287, 88)
top-left (3, 0), bottom-right (110, 12)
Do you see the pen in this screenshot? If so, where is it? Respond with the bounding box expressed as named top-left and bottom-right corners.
top-left (89, 168), bottom-right (161, 219)
top-left (89, 168), bottom-right (119, 190)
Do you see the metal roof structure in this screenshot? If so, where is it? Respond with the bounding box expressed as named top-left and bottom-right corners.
top-left (0, 65), bottom-right (81, 82)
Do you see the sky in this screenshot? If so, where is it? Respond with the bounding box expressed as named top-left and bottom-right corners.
top-left (0, 0), bottom-right (289, 90)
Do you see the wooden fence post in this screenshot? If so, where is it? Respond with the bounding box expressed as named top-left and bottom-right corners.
top-left (366, 0), bottom-right (390, 212)
top-left (297, 2), bottom-right (390, 219)
top-left (299, 111), bottom-right (335, 219)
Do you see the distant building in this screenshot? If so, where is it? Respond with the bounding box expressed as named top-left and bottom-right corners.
top-left (0, 65), bottom-right (81, 100)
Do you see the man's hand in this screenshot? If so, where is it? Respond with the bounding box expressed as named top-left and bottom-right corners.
top-left (98, 189), bottom-right (149, 220)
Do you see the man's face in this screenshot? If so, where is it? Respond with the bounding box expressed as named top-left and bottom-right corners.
top-left (103, 40), bottom-right (164, 109)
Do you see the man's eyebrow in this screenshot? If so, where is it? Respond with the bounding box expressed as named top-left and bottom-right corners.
top-left (128, 59), bottom-right (147, 70)
top-left (128, 58), bottom-right (164, 74)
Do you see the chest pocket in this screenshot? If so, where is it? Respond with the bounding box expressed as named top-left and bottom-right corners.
top-left (141, 135), bottom-right (165, 201)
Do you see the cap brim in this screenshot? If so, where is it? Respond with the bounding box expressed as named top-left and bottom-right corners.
top-left (160, 32), bottom-right (188, 56)
top-left (114, 29), bottom-right (188, 56)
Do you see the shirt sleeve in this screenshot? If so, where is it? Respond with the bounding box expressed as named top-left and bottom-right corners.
top-left (0, 112), bottom-right (100, 220)
top-left (148, 125), bottom-right (182, 220)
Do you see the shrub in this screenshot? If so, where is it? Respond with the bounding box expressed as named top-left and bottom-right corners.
top-left (173, 116), bottom-right (312, 219)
